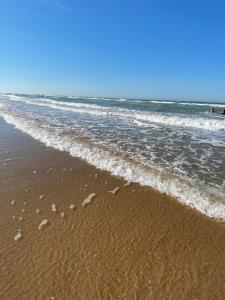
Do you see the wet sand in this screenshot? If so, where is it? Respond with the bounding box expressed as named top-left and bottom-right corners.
top-left (0, 118), bottom-right (225, 300)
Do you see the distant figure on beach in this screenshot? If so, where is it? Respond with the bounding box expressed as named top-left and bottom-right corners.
top-left (221, 108), bottom-right (225, 115)
top-left (210, 107), bottom-right (216, 113)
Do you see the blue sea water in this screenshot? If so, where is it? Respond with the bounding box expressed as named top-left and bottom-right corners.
top-left (0, 93), bottom-right (225, 219)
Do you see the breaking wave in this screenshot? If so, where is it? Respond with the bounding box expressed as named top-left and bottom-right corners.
top-left (0, 108), bottom-right (225, 221)
top-left (4, 95), bottom-right (225, 132)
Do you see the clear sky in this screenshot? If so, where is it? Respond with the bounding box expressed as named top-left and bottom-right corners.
top-left (0, 0), bottom-right (225, 102)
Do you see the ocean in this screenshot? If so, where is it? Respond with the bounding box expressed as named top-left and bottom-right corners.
top-left (0, 93), bottom-right (225, 220)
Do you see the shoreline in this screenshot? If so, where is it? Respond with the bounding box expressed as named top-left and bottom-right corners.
top-left (1, 118), bottom-right (225, 299)
top-left (1, 111), bottom-right (225, 221)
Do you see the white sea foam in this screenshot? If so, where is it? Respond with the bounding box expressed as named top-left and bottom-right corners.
top-left (4, 95), bottom-right (225, 131)
top-left (82, 193), bottom-right (96, 206)
top-left (149, 100), bottom-right (176, 104)
top-left (51, 204), bottom-right (57, 212)
top-left (39, 219), bottom-right (48, 230)
top-left (69, 204), bottom-right (76, 210)
top-left (1, 111), bottom-right (225, 221)
top-left (109, 187), bottom-right (120, 195)
top-left (3, 95), bottom-right (25, 101)
top-left (14, 231), bottom-right (22, 241)
top-left (133, 100), bottom-right (176, 104)
top-left (179, 102), bottom-right (225, 107)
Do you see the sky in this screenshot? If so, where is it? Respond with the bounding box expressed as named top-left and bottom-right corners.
top-left (0, 0), bottom-right (225, 102)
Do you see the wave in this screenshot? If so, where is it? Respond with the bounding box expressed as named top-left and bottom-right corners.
top-left (3, 95), bottom-right (225, 132)
top-left (2, 94), bottom-right (25, 101)
top-left (0, 108), bottom-right (225, 221)
top-left (179, 102), bottom-right (225, 108)
top-left (149, 100), bottom-right (176, 104)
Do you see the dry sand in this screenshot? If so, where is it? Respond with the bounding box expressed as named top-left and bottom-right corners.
top-left (0, 118), bottom-right (225, 299)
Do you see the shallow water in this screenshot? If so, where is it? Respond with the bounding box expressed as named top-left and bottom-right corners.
top-left (0, 93), bottom-right (225, 219)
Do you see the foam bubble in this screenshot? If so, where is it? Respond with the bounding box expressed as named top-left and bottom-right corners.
top-left (14, 231), bottom-right (22, 241)
top-left (39, 219), bottom-right (48, 230)
top-left (109, 187), bottom-right (120, 195)
top-left (82, 193), bottom-right (96, 206)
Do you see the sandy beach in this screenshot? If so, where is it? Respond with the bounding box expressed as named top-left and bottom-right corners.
top-left (0, 117), bottom-right (225, 300)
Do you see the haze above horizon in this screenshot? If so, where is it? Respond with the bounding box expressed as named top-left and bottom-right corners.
top-left (0, 0), bottom-right (225, 102)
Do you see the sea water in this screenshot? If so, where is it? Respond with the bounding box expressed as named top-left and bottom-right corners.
top-left (0, 93), bottom-right (225, 220)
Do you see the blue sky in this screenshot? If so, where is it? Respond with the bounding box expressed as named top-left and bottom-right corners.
top-left (0, 0), bottom-right (224, 101)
